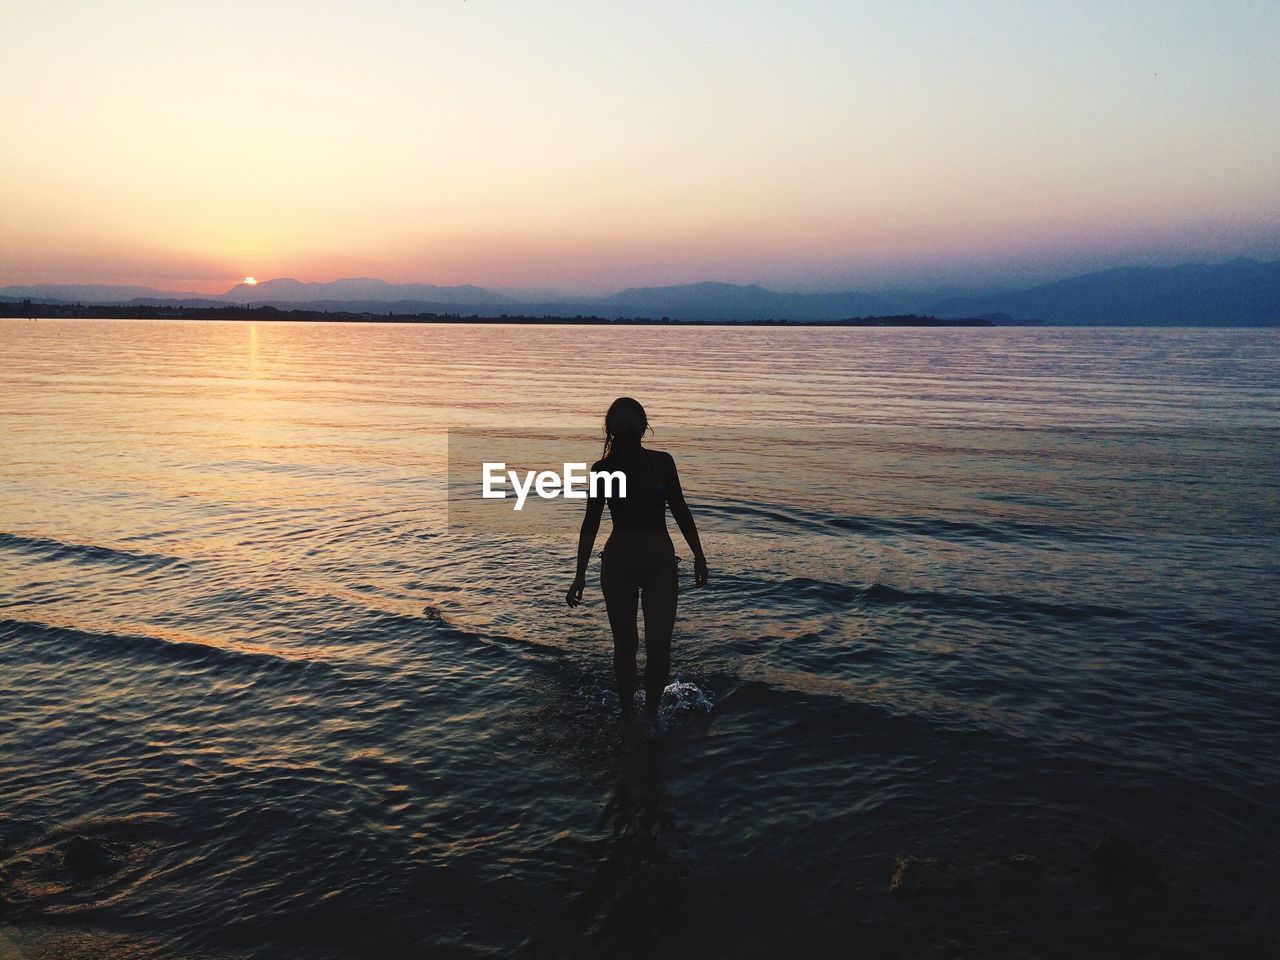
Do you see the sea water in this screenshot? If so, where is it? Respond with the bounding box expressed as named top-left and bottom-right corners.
top-left (1, 320), bottom-right (1277, 958)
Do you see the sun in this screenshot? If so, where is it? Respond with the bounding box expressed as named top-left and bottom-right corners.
top-left (242, 276), bottom-right (258, 286)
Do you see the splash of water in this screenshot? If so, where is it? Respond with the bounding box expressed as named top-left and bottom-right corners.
top-left (584, 679), bottom-right (715, 719)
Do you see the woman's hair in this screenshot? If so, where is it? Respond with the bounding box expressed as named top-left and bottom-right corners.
top-left (601, 396), bottom-right (650, 460)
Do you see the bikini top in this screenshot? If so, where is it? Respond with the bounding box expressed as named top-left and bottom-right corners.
top-left (601, 449), bottom-right (668, 534)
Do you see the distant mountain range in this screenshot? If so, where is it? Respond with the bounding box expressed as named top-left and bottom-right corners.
top-left (220, 277), bottom-right (512, 305)
top-left (3, 258), bottom-right (1277, 325)
top-left (0, 283), bottom-right (212, 303)
top-left (934, 257), bottom-right (1279, 326)
top-left (596, 282), bottom-right (889, 321)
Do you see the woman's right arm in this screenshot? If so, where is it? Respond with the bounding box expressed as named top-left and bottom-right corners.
top-left (663, 452), bottom-right (709, 587)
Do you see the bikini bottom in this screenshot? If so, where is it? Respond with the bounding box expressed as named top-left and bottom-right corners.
top-left (599, 534), bottom-right (680, 590)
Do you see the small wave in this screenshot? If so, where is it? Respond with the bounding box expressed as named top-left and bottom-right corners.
top-left (859, 580), bottom-right (1135, 622)
top-left (749, 575), bottom-right (1137, 623)
top-left (713, 675), bottom-right (895, 722)
top-left (703, 500), bottom-right (1126, 546)
top-left (0, 530), bottom-right (191, 574)
top-left (416, 603), bottom-right (577, 666)
top-left (715, 676), bottom-right (825, 712)
top-left (0, 616), bottom-right (312, 676)
top-left (44, 811), bottom-right (181, 843)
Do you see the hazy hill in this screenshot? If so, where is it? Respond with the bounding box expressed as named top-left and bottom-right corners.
top-left (599, 281), bottom-right (889, 321)
top-left (933, 258), bottom-right (1280, 326)
top-left (0, 283), bottom-right (207, 303)
top-left (196, 298), bottom-right (597, 318)
top-left (219, 277), bottom-right (512, 305)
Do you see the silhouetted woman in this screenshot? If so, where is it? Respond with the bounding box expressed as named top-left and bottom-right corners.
top-left (566, 397), bottom-right (709, 736)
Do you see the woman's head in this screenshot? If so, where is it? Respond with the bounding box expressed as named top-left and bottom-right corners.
top-left (602, 397), bottom-right (649, 459)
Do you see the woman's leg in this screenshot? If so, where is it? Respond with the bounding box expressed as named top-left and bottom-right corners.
top-left (640, 559), bottom-right (679, 721)
top-left (600, 558), bottom-right (640, 720)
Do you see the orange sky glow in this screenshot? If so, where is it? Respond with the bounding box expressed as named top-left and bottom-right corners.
top-left (2, 1), bottom-right (1277, 295)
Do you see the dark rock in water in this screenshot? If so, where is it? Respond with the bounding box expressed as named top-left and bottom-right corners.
top-left (59, 836), bottom-right (120, 876)
top-left (1088, 833), bottom-right (1169, 896)
top-left (890, 856), bottom-right (950, 896)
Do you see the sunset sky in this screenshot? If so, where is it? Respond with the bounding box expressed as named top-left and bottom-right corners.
top-left (2, 0), bottom-right (1278, 295)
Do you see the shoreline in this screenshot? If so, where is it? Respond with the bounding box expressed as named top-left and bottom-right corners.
top-left (0, 302), bottom-right (1000, 327)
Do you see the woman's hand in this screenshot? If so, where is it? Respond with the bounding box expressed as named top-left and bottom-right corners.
top-left (693, 556), bottom-right (709, 588)
top-left (565, 572), bottom-right (586, 607)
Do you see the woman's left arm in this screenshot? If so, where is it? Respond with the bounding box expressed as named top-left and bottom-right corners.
top-left (663, 452), bottom-right (709, 587)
